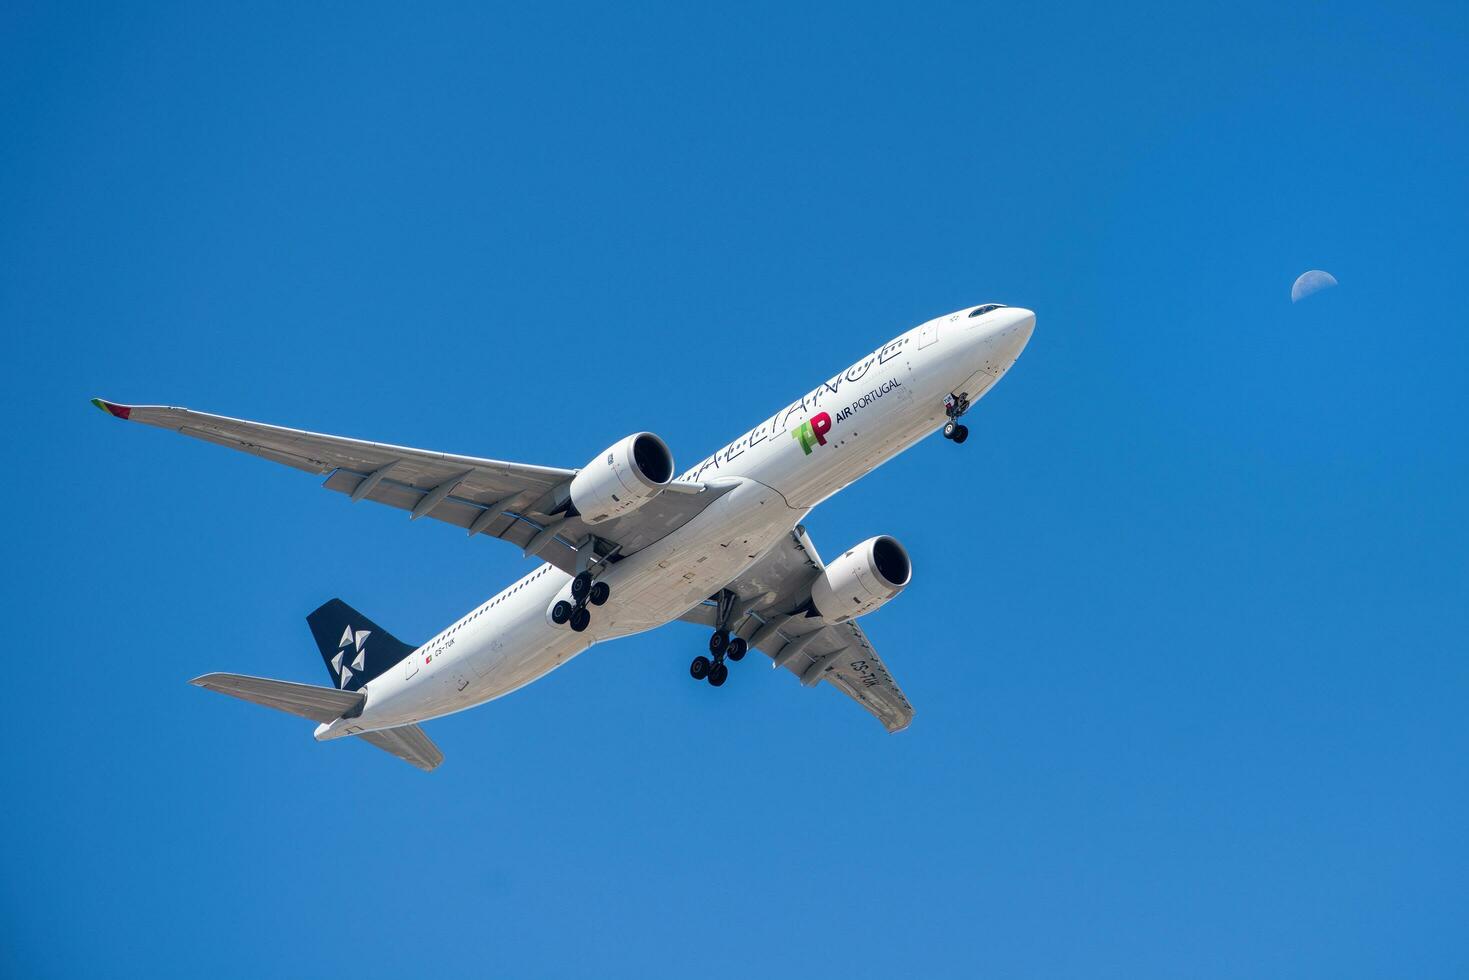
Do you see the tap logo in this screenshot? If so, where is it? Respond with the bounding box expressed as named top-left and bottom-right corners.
top-left (791, 412), bottom-right (833, 455)
top-left (332, 625), bottom-right (371, 688)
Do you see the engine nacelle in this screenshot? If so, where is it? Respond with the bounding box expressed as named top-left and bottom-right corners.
top-left (810, 535), bottom-right (912, 622)
top-left (569, 432), bottom-right (676, 525)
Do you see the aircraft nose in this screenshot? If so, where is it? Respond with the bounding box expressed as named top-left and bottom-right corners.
top-left (1009, 307), bottom-right (1036, 334)
top-left (989, 307), bottom-right (1035, 363)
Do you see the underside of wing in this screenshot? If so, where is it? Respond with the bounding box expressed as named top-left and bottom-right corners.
top-left (682, 526), bottom-right (915, 733)
top-left (94, 399), bottom-right (734, 575)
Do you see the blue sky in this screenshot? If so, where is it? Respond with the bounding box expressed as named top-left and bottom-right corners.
top-left (3, 2), bottom-right (1467, 976)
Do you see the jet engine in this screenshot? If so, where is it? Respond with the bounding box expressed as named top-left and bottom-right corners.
top-left (569, 432), bottom-right (676, 525)
top-left (810, 535), bottom-right (912, 622)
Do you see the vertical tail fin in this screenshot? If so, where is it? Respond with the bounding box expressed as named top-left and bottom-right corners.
top-left (307, 599), bottom-right (417, 691)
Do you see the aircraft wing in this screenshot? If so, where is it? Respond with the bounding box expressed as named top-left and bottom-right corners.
top-left (92, 399), bottom-right (732, 575)
top-left (681, 526), bottom-right (915, 733)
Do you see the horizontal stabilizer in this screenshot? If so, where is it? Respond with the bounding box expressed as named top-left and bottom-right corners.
top-left (190, 672), bottom-right (364, 724)
top-left (359, 724), bottom-right (444, 771)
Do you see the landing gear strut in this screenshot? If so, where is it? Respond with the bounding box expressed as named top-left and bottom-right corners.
top-left (691, 590), bottom-right (746, 687)
top-left (942, 392), bottom-right (970, 444)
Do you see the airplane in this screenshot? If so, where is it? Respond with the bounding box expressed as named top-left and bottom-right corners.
top-left (93, 302), bottom-right (1035, 770)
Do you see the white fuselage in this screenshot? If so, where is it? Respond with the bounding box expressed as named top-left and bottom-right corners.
top-left (316, 304), bottom-right (1034, 740)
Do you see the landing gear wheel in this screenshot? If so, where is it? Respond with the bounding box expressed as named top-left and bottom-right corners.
top-left (709, 630), bottom-right (729, 656)
top-left (708, 662), bottom-right (729, 687)
top-left (690, 655), bottom-right (711, 680)
top-left (943, 420), bottom-right (957, 439)
top-left (726, 637), bottom-right (748, 661)
top-left (551, 600), bottom-right (573, 625)
top-left (569, 607), bottom-right (591, 632)
top-left (951, 424), bottom-right (969, 444)
top-left (570, 572), bottom-right (592, 603)
top-left (588, 581), bottom-right (610, 606)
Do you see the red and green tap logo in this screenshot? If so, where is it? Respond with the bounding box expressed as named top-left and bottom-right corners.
top-left (791, 412), bottom-right (833, 455)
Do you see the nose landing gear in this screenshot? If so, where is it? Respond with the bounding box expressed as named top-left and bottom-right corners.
top-left (942, 392), bottom-right (970, 444)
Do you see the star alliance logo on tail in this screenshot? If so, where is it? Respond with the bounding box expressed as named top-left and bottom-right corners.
top-left (331, 625), bottom-right (372, 688)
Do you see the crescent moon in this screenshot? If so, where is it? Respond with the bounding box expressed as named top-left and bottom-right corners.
top-left (1291, 270), bottom-right (1338, 303)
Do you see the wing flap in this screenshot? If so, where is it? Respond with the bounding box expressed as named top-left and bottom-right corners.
top-left (319, 468), bottom-right (583, 572)
top-left (321, 469), bottom-right (522, 532)
top-left (179, 425), bottom-right (327, 471)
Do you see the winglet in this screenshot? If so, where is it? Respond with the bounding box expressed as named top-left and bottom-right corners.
top-left (91, 398), bottom-right (132, 420)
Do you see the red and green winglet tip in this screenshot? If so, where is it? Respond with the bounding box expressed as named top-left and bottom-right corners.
top-left (90, 398), bottom-right (131, 420)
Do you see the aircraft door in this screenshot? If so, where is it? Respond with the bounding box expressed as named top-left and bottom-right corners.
top-left (917, 320), bottom-right (940, 349)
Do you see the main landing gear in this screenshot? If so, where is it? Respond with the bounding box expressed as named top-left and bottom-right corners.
top-left (690, 590), bottom-right (747, 687)
top-left (551, 570), bottom-right (611, 634)
top-left (942, 392), bottom-right (970, 444)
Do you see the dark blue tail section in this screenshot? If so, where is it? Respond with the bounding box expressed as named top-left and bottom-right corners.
top-left (307, 599), bottom-right (417, 692)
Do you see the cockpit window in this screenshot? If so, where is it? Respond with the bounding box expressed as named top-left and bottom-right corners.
top-left (968, 304), bottom-right (1006, 318)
